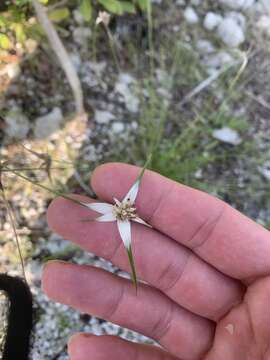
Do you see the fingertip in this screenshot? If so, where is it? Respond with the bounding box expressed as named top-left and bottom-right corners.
top-left (68, 333), bottom-right (96, 359)
top-left (41, 260), bottom-right (67, 298)
top-left (90, 162), bottom-right (123, 189)
top-left (47, 197), bottom-right (66, 230)
top-left (90, 162), bottom-right (140, 200)
top-left (46, 194), bottom-right (92, 236)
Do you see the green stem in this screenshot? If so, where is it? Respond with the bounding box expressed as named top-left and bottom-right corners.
top-left (4, 167), bottom-right (89, 209)
top-left (1, 167), bottom-right (67, 172)
top-left (106, 26), bottom-right (121, 73)
top-left (146, 0), bottom-right (154, 79)
top-left (127, 245), bottom-right (138, 293)
top-left (1, 189), bottom-right (26, 281)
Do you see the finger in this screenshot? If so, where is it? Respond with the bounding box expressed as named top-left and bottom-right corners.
top-left (206, 276), bottom-right (270, 359)
top-left (42, 261), bottom-right (214, 360)
top-left (68, 334), bottom-right (178, 360)
top-left (48, 196), bottom-right (243, 321)
top-left (91, 163), bottom-right (270, 281)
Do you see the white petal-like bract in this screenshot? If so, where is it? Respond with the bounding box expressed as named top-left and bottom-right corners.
top-left (132, 217), bottom-right (152, 228)
top-left (117, 220), bottom-right (131, 248)
top-left (96, 213), bottom-right (116, 222)
top-left (123, 180), bottom-right (140, 204)
top-left (85, 202), bottom-right (114, 214)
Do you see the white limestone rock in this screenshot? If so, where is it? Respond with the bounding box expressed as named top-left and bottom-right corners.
top-left (204, 51), bottom-right (234, 71)
top-left (217, 18), bottom-right (245, 47)
top-left (111, 122), bottom-right (124, 134)
top-left (72, 27), bottom-right (92, 45)
top-left (204, 12), bottom-right (223, 31)
top-left (4, 107), bottom-right (30, 139)
top-left (218, 0), bottom-right (255, 10)
top-left (259, 161), bottom-right (270, 180)
top-left (34, 107), bottom-right (63, 138)
top-left (257, 15), bottom-right (270, 36)
top-left (196, 39), bottom-right (215, 54)
top-left (184, 7), bottom-right (199, 24)
top-left (95, 110), bottom-right (115, 124)
top-left (114, 73), bottom-right (139, 113)
top-left (212, 127), bottom-right (242, 145)
top-left (226, 11), bottom-right (246, 29)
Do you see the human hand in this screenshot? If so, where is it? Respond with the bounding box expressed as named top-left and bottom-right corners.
top-left (42, 163), bottom-right (270, 360)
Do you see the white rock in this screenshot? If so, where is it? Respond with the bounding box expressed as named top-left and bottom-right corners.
top-left (212, 127), bottom-right (242, 145)
top-left (259, 161), bottom-right (270, 180)
top-left (115, 73), bottom-right (139, 113)
top-left (95, 110), bottom-right (115, 124)
top-left (184, 7), bottom-right (199, 24)
top-left (72, 27), bottom-right (92, 45)
top-left (118, 73), bottom-right (134, 85)
top-left (204, 12), bottom-right (223, 30)
top-left (34, 107), bottom-right (63, 138)
top-left (196, 39), bottom-right (215, 53)
top-left (260, 0), bottom-right (270, 11)
top-left (218, 0), bottom-right (255, 10)
top-left (259, 167), bottom-right (270, 180)
top-left (204, 51), bottom-right (233, 70)
top-left (176, 0), bottom-right (186, 5)
top-left (73, 9), bottom-right (84, 25)
top-left (226, 11), bottom-right (246, 29)
top-left (69, 53), bottom-right (81, 70)
top-left (217, 18), bottom-right (245, 47)
top-left (5, 107), bottom-right (30, 139)
top-left (257, 15), bottom-right (270, 36)
top-left (111, 122), bottom-right (124, 134)
top-left (191, 0), bottom-right (201, 5)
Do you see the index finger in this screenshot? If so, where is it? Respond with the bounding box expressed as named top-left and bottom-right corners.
top-left (91, 163), bottom-right (270, 281)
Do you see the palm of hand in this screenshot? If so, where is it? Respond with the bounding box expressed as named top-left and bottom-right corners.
top-left (43, 164), bottom-right (270, 360)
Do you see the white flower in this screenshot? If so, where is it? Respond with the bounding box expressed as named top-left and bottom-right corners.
top-left (79, 163), bottom-right (151, 290)
top-left (96, 11), bottom-right (111, 27)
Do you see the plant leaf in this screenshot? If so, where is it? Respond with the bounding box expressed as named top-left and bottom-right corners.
top-left (120, 2), bottom-right (136, 13)
top-left (137, 0), bottom-right (148, 11)
top-left (13, 23), bottom-right (27, 43)
top-left (0, 33), bottom-right (12, 50)
top-left (79, 0), bottom-right (92, 22)
top-left (48, 8), bottom-right (70, 23)
top-left (98, 0), bottom-right (124, 15)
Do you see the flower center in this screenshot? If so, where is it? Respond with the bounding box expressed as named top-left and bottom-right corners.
top-left (113, 199), bottom-right (137, 221)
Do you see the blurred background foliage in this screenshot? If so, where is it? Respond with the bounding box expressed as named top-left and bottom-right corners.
top-left (0, 0), bottom-right (149, 52)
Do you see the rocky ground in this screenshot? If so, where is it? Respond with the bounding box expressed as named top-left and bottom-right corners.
top-left (1, 0), bottom-right (270, 358)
